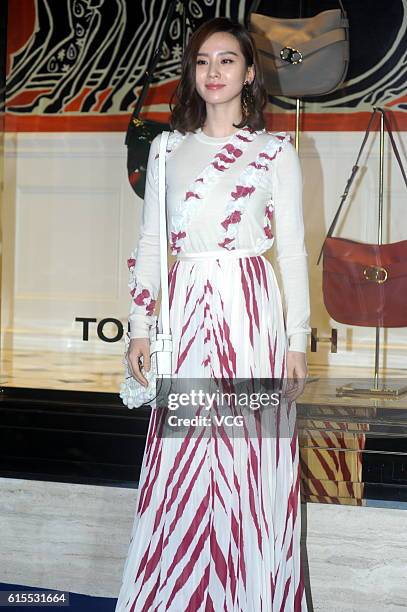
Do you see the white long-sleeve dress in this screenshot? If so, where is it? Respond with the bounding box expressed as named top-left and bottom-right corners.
top-left (115, 125), bottom-right (311, 611)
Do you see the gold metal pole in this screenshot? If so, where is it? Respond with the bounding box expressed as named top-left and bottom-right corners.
top-left (294, 97), bottom-right (301, 151)
top-left (373, 110), bottom-right (385, 389)
top-left (295, 96), bottom-right (319, 387)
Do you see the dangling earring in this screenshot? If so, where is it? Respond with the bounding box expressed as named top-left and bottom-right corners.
top-left (241, 80), bottom-right (254, 120)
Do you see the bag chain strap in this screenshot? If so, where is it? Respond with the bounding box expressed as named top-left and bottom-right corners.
top-left (316, 108), bottom-right (407, 265)
top-left (248, 0), bottom-right (346, 18)
top-left (125, 0), bottom-right (178, 145)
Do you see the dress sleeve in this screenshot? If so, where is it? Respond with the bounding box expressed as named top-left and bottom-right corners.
top-left (128, 133), bottom-right (162, 339)
top-left (272, 137), bottom-right (311, 353)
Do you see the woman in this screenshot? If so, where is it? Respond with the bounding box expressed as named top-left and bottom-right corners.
top-left (116, 16), bottom-right (311, 612)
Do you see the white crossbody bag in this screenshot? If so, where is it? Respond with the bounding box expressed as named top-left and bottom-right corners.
top-left (120, 131), bottom-right (173, 408)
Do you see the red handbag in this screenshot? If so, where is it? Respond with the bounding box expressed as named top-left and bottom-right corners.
top-left (317, 109), bottom-right (407, 328)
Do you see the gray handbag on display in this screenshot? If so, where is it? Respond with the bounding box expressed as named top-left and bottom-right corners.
top-left (248, 0), bottom-right (350, 97)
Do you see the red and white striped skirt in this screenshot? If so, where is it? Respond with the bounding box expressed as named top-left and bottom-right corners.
top-left (115, 249), bottom-right (307, 611)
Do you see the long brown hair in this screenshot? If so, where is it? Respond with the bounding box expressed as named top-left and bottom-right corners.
top-left (169, 17), bottom-right (268, 134)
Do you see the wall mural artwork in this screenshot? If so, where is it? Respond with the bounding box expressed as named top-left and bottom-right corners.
top-left (5, 0), bottom-right (407, 130)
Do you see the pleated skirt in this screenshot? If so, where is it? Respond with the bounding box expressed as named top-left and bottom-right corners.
top-left (115, 250), bottom-right (307, 611)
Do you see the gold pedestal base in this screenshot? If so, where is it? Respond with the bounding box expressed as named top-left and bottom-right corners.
top-left (336, 381), bottom-right (407, 398)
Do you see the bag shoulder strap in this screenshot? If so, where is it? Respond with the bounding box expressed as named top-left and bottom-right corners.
top-left (158, 131), bottom-right (171, 335)
top-left (125, 0), bottom-right (178, 145)
top-left (316, 108), bottom-right (407, 265)
top-left (382, 111), bottom-right (407, 188)
top-left (316, 109), bottom-right (377, 265)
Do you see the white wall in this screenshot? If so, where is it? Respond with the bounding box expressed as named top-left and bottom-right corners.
top-left (2, 133), bottom-right (139, 355)
top-left (2, 131), bottom-right (407, 369)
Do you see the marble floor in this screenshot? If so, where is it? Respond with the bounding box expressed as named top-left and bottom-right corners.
top-left (1, 347), bottom-right (407, 609)
top-left (1, 346), bottom-right (407, 398)
top-left (1, 477), bottom-right (406, 611)
top-left (0, 347), bottom-right (123, 392)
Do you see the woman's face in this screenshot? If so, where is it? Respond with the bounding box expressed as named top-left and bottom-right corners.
top-left (195, 31), bottom-right (254, 107)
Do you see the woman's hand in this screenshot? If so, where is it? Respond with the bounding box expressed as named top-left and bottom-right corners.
top-left (127, 338), bottom-right (151, 388)
top-left (284, 351), bottom-right (308, 402)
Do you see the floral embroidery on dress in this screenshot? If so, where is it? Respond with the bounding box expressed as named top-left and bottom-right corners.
top-left (126, 131), bottom-right (187, 333)
top-left (170, 126), bottom-right (262, 254)
top-left (218, 132), bottom-right (291, 251)
top-left (127, 247), bottom-right (156, 317)
top-left (153, 129), bottom-right (187, 162)
top-left (264, 200), bottom-right (274, 239)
